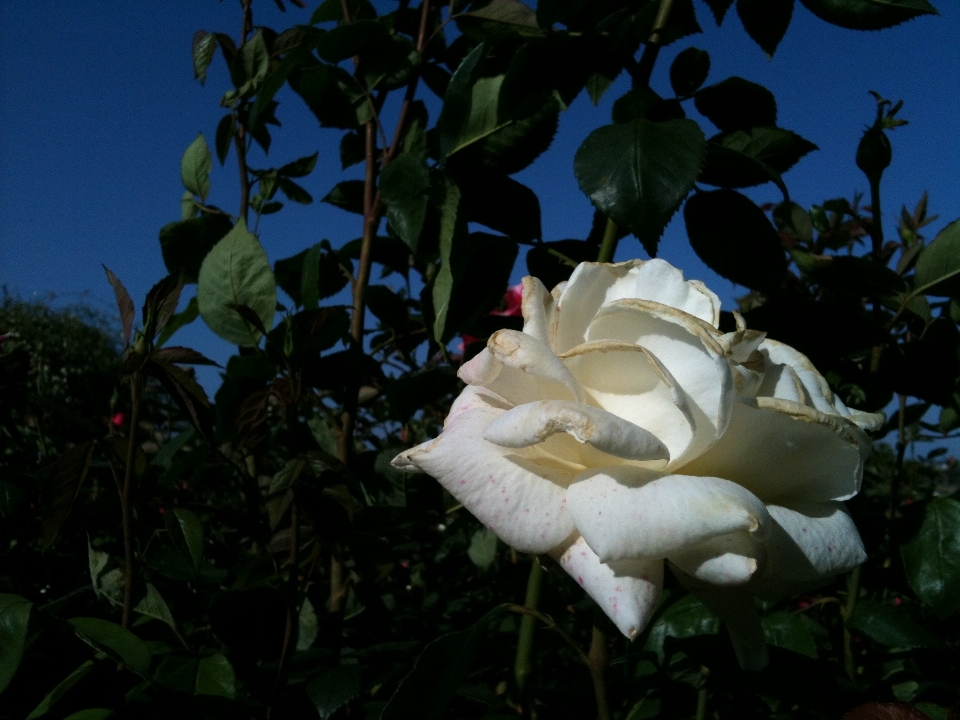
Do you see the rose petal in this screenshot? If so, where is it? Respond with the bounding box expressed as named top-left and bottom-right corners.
top-left (668, 531), bottom-right (763, 586)
top-left (566, 467), bottom-right (769, 563)
top-left (458, 329), bottom-right (584, 404)
top-left (555, 260), bottom-right (721, 352)
top-left (559, 341), bottom-right (699, 465)
top-left (551, 535), bottom-right (663, 640)
top-left (391, 387), bottom-right (576, 554)
top-left (483, 400), bottom-right (669, 464)
top-left (751, 501), bottom-right (866, 598)
top-left (520, 276), bottom-right (561, 349)
top-left (758, 340), bottom-right (883, 431)
top-left (586, 299), bottom-right (734, 456)
top-left (681, 397), bottom-right (868, 503)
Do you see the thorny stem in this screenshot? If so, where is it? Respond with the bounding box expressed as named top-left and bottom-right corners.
top-left (120, 375), bottom-right (142, 628)
top-left (634, 0), bottom-right (676, 88)
top-left (587, 621), bottom-right (612, 720)
top-left (514, 557), bottom-right (543, 695)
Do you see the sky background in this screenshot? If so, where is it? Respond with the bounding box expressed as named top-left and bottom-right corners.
top-left (2, 1), bottom-right (959, 446)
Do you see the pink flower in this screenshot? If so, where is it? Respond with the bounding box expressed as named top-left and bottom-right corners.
top-left (490, 283), bottom-right (523, 317)
top-left (110, 412), bottom-right (125, 428)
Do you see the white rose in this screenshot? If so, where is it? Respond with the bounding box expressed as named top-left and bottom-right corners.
top-left (393, 259), bottom-right (882, 669)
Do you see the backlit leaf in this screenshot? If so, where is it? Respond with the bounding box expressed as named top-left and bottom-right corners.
top-left (901, 497), bottom-right (960, 617)
top-left (0, 594), bottom-right (31, 694)
top-left (180, 134), bottom-right (213, 202)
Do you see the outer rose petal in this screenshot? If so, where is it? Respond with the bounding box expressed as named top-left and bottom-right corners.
top-left (681, 398), bottom-right (868, 504)
top-left (586, 299), bottom-right (734, 461)
top-left (555, 260), bottom-right (721, 352)
top-left (566, 467), bottom-right (769, 563)
top-left (391, 387), bottom-right (576, 554)
top-left (484, 400), bottom-right (669, 463)
top-left (750, 501), bottom-right (866, 598)
top-left (551, 536), bottom-right (663, 639)
top-left (668, 531), bottom-right (763, 586)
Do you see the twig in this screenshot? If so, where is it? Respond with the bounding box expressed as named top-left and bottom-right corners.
top-left (634, 0), bottom-right (677, 88)
top-left (514, 557), bottom-right (542, 695)
top-left (120, 375), bottom-right (143, 628)
top-left (841, 565), bottom-right (862, 680)
top-left (596, 218), bottom-right (620, 263)
top-left (587, 620), bottom-right (612, 720)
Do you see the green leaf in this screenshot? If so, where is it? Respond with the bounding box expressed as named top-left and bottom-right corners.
top-left (457, 169), bottom-right (541, 243)
top-left (0, 480), bottom-right (24, 518)
top-left (166, 508), bottom-right (205, 573)
top-left (180, 134), bottom-right (213, 203)
top-left (316, 20), bottom-right (388, 63)
top-left (297, 597), bottom-right (319, 651)
top-left (458, 0), bottom-right (542, 36)
top-left (275, 243), bottom-right (350, 305)
top-left (68, 617), bottom-right (152, 675)
top-left (670, 47), bottom-right (710, 97)
top-left (387, 368), bottom-right (460, 419)
top-left (39, 442), bottom-right (95, 549)
top-left (684, 189), bottom-right (787, 291)
top-left (695, 77), bottom-right (777, 131)
top-left (87, 539), bottom-right (109, 599)
top-left (134, 583), bottom-right (181, 640)
top-left (381, 604), bottom-right (509, 720)
top-left (357, 34), bottom-right (420, 91)
top-left (195, 654), bottom-right (236, 698)
top-left (643, 594), bottom-right (719, 659)
top-left (467, 528), bottom-right (499, 569)
top-left (699, 127), bottom-right (817, 192)
top-left (901, 497), bottom-right (960, 617)
top-left (913, 218), bottom-right (960, 297)
top-left (703, 0), bottom-right (735, 24)
top-left (278, 177), bottom-right (313, 204)
top-left (159, 214), bottom-right (234, 284)
top-left (280, 152), bottom-right (319, 178)
top-left (156, 296), bottom-right (200, 348)
top-left (799, 0), bottom-right (936, 30)
top-left (574, 118), bottom-right (705, 256)
top-left (307, 665), bottom-right (362, 720)
top-left (63, 711), bottom-right (113, 720)
top-left (322, 180), bottom-right (366, 214)
top-left (380, 153), bottom-right (430, 251)
top-left (197, 219), bottom-right (277, 346)
top-left (848, 599), bottom-right (947, 648)
top-left (0, 594), bottom-right (31, 694)
top-left (438, 44), bottom-right (560, 175)
top-left (432, 176), bottom-right (461, 342)
top-left (366, 285), bottom-right (409, 331)
top-left (25, 661), bottom-right (94, 719)
top-left (736, 0), bottom-right (794, 56)
top-left (192, 30), bottom-right (218, 85)
top-left (289, 63), bottom-right (373, 130)
top-left (301, 244), bottom-right (321, 310)
top-left (230, 30), bottom-right (270, 95)
top-left (215, 114), bottom-right (234, 165)
top-left (761, 611), bottom-right (817, 658)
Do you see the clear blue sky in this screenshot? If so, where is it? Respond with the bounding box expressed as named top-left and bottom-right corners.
top-left (2, 1), bottom-right (959, 416)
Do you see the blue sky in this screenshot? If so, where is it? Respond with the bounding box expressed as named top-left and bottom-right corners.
top-left (2, 1), bottom-right (959, 415)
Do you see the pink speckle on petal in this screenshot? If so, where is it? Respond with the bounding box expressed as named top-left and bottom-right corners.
top-left (459, 479), bottom-right (467, 485)
top-left (577, 575), bottom-right (584, 585)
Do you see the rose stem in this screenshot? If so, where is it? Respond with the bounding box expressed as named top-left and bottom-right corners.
top-left (596, 218), bottom-right (620, 263)
top-left (587, 618), bottom-right (612, 720)
top-left (119, 373), bottom-right (142, 628)
top-left (841, 565), bottom-right (861, 680)
top-left (514, 556), bottom-right (543, 701)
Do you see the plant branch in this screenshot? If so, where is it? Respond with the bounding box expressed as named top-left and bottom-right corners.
top-left (120, 374), bottom-right (142, 628)
top-left (272, 501), bottom-right (300, 711)
top-left (596, 218), bottom-right (619, 263)
top-left (514, 556), bottom-right (542, 695)
top-left (634, 0), bottom-right (676, 88)
top-left (841, 565), bottom-right (862, 680)
top-left (587, 620), bottom-right (612, 720)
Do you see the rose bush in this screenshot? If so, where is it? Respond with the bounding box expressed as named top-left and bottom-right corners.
top-left (393, 259), bottom-right (882, 668)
